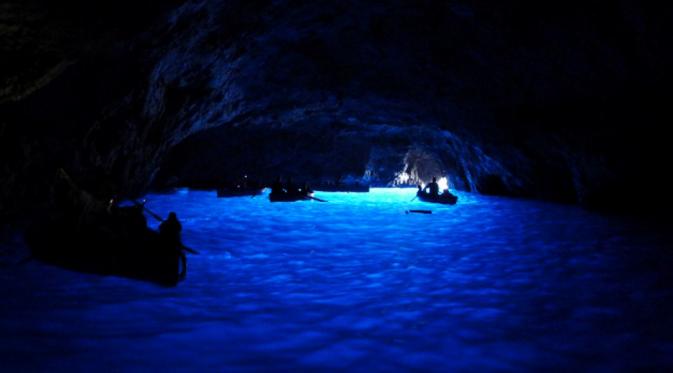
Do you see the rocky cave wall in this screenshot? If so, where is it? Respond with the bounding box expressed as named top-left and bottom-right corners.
top-left (2, 0), bottom-right (673, 219)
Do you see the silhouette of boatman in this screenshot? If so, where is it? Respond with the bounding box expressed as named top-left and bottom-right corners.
top-left (424, 177), bottom-right (440, 196)
top-left (159, 212), bottom-right (186, 278)
top-left (159, 212), bottom-right (182, 244)
top-left (271, 176), bottom-right (284, 195)
top-left (286, 177), bottom-right (299, 195)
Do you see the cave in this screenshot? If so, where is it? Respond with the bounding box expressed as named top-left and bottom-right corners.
top-left (1, 0), bottom-right (673, 370)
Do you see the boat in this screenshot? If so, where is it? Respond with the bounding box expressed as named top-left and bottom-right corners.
top-left (216, 187), bottom-right (264, 198)
top-left (28, 218), bottom-right (187, 286)
top-left (26, 169), bottom-right (191, 286)
top-left (269, 191), bottom-right (312, 202)
top-left (417, 191), bottom-right (458, 205)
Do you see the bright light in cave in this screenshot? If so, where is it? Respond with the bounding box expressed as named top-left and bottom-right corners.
top-left (393, 171), bottom-right (410, 185)
top-left (438, 177), bottom-right (449, 191)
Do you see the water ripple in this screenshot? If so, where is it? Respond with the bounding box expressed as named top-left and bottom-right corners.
top-left (1, 188), bottom-right (672, 371)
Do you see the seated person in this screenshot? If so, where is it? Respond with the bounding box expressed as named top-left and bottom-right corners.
top-left (442, 188), bottom-right (456, 197)
top-left (286, 177), bottom-right (299, 195)
top-left (302, 182), bottom-right (313, 195)
top-left (424, 177), bottom-right (440, 196)
top-left (159, 212), bottom-right (182, 246)
top-left (271, 177), bottom-right (284, 195)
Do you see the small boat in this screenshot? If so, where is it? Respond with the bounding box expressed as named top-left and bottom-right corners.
top-left (417, 191), bottom-right (458, 205)
top-left (26, 169), bottom-right (191, 286)
top-left (216, 187), bottom-right (264, 198)
top-left (28, 205), bottom-right (189, 286)
top-left (269, 191), bottom-right (313, 202)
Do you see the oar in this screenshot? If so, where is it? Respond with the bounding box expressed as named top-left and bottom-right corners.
top-left (134, 200), bottom-right (164, 222)
top-left (132, 201), bottom-right (200, 255)
top-left (410, 196), bottom-right (418, 202)
top-left (308, 196), bottom-right (328, 202)
top-left (180, 243), bottom-right (199, 255)
top-left (406, 209), bottom-right (432, 214)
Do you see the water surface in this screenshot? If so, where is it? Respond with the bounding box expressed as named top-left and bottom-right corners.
top-left (1, 188), bottom-right (672, 371)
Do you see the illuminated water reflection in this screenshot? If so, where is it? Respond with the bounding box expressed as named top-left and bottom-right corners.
top-left (1, 188), bottom-right (672, 370)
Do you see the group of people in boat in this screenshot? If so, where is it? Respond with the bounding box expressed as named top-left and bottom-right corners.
top-left (108, 198), bottom-right (186, 259)
top-left (103, 196), bottom-right (190, 281)
top-left (27, 169), bottom-right (192, 285)
top-left (216, 175), bottom-right (264, 197)
top-left (270, 176), bottom-right (314, 201)
top-left (417, 176), bottom-right (458, 204)
top-left (233, 175), bottom-right (262, 191)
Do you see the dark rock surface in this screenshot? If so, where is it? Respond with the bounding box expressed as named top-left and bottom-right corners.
top-left (2, 0), bottom-right (673, 218)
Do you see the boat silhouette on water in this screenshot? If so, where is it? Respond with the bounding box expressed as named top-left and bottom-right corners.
top-left (417, 190), bottom-right (458, 205)
top-left (26, 170), bottom-right (191, 286)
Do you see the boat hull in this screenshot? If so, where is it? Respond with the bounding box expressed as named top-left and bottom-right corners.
top-left (28, 219), bottom-right (185, 286)
top-left (417, 192), bottom-right (458, 205)
top-left (269, 192), bottom-right (311, 202)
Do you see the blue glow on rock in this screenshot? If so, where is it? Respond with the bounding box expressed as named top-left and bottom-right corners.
top-left (1, 188), bottom-right (672, 370)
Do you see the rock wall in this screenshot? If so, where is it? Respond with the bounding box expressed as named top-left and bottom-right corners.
top-left (2, 0), bottom-right (673, 218)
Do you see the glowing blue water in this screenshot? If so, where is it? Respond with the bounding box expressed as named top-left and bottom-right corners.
top-left (1, 188), bottom-right (672, 371)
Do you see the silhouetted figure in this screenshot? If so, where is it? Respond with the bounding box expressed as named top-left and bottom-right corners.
top-left (442, 188), bottom-right (457, 200)
top-left (159, 212), bottom-right (186, 278)
top-left (241, 175), bottom-right (248, 189)
top-left (271, 176), bottom-right (284, 195)
top-left (107, 196), bottom-right (118, 214)
top-left (286, 177), bottom-right (298, 195)
top-left (417, 185), bottom-right (423, 195)
top-left (129, 202), bottom-right (148, 232)
top-left (302, 182), bottom-right (313, 195)
top-left (424, 177), bottom-right (439, 196)
top-left (159, 212), bottom-right (181, 243)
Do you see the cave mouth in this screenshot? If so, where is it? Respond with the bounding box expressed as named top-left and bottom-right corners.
top-left (392, 147), bottom-right (449, 187)
top-left (152, 122), bottom-right (476, 192)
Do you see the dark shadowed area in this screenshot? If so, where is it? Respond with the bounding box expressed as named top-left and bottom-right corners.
top-left (2, 0), bottom-right (673, 215)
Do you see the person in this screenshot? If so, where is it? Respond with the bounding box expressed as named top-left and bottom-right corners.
top-left (417, 184), bottom-right (423, 196)
top-left (127, 202), bottom-right (149, 236)
top-left (106, 196), bottom-right (118, 214)
top-left (237, 174), bottom-right (255, 190)
top-left (159, 212), bottom-right (182, 246)
top-left (286, 177), bottom-right (298, 195)
top-left (424, 177), bottom-right (439, 196)
top-left (271, 176), bottom-right (284, 195)
top-left (159, 212), bottom-right (186, 278)
top-left (302, 182), bottom-right (313, 195)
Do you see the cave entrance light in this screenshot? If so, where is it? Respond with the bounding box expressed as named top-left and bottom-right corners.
top-left (437, 177), bottom-right (449, 191)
